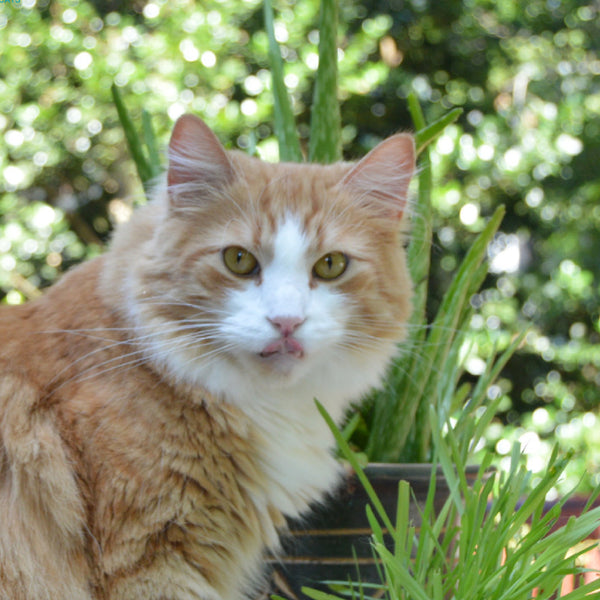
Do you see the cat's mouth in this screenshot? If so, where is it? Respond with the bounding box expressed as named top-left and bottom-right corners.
top-left (260, 337), bottom-right (304, 359)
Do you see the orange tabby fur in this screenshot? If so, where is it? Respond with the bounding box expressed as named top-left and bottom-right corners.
top-left (0, 116), bottom-right (415, 599)
top-left (1, 261), bottom-right (281, 599)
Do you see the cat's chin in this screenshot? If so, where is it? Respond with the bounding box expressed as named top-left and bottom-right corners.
top-left (241, 349), bottom-right (308, 383)
top-left (256, 351), bottom-right (305, 377)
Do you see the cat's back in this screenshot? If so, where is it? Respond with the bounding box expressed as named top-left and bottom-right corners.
top-left (0, 257), bottom-right (131, 407)
top-left (1, 257), bottom-right (107, 358)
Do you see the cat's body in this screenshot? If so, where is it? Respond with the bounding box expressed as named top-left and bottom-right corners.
top-left (0, 116), bottom-right (415, 600)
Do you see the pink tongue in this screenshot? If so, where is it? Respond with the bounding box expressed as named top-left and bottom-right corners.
top-left (261, 337), bottom-right (304, 358)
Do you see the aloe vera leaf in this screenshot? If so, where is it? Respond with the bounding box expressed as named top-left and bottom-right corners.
top-left (406, 98), bottom-right (462, 322)
top-left (365, 357), bottom-right (418, 462)
top-left (424, 208), bottom-right (504, 460)
top-left (431, 207), bottom-right (504, 332)
top-left (415, 108), bottom-right (463, 155)
top-left (407, 91), bottom-right (426, 131)
top-left (308, 0), bottom-right (341, 164)
top-left (411, 208), bottom-right (505, 455)
top-left (111, 83), bottom-right (153, 188)
top-left (385, 97), bottom-right (437, 461)
top-left (414, 206), bottom-right (505, 380)
top-left (406, 93), bottom-right (432, 321)
top-left (141, 109), bottom-right (161, 178)
top-left (370, 207), bottom-right (505, 462)
top-left (263, 0), bottom-right (303, 163)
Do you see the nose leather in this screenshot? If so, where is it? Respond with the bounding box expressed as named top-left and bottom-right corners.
top-left (268, 316), bottom-right (305, 337)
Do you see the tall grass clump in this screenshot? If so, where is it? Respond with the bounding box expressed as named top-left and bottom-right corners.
top-left (309, 400), bottom-right (600, 600)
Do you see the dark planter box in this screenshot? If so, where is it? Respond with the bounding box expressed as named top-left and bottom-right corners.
top-left (264, 463), bottom-right (477, 599)
top-left (261, 464), bottom-right (600, 599)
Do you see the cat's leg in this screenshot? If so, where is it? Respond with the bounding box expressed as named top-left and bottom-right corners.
top-left (0, 374), bottom-right (93, 600)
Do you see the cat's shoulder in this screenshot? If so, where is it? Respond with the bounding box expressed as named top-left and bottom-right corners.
top-left (0, 256), bottom-right (117, 386)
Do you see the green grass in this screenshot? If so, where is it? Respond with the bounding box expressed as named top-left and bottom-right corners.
top-left (111, 84), bottom-right (161, 196)
top-left (313, 400), bottom-right (600, 600)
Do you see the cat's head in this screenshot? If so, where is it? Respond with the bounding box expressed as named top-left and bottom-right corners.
top-left (129, 115), bottom-right (415, 404)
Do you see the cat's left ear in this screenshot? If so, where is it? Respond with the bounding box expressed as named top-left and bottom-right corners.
top-left (167, 114), bottom-right (235, 204)
top-left (341, 133), bottom-right (415, 220)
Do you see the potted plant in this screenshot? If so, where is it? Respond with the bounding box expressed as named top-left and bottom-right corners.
top-left (296, 401), bottom-right (600, 600)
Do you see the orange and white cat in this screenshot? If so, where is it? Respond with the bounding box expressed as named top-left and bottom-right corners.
top-left (0, 115), bottom-right (415, 600)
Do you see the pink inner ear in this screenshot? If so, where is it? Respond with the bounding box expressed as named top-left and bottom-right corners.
top-left (167, 114), bottom-right (234, 189)
top-left (342, 134), bottom-right (416, 220)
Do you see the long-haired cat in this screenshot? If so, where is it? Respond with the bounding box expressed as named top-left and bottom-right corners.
top-left (0, 115), bottom-right (415, 600)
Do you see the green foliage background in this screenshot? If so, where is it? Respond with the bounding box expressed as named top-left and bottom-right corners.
top-left (1, 0), bottom-right (599, 487)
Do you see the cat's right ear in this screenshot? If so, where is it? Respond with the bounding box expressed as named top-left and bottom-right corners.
top-left (341, 133), bottom-right (416, 220)
top-left (167, 114), bottom-right (235, 205)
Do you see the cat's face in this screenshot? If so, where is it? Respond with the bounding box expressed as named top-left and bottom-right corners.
top-left (133, 116), bottom-right (414, 393)
top-left (218, 215), bottom-right (348, 378)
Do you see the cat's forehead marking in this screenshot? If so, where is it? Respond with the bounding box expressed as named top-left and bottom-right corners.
top-left (258, 215), bottom-right (310, 316)
top-left (272, 215), bottom-right (309, 264)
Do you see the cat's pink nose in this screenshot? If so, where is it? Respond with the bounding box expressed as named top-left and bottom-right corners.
top-left (268, 316), bottom-right (305, 337)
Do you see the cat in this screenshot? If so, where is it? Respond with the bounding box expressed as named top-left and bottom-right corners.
top-left (0, 114), bottom-right (415, 600)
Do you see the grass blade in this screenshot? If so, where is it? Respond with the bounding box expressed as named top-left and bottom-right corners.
top-left (315, 399), bottom-right (395, 534)
top-left (111, 83), bottom-right (154, 190)
top-left (308, 0), bottom-right (341, 163)
top-left (141, 109), bottom-right (161, 178)
top-left (415, 108), bottom-right (463, 155)
top-left (263, 0), bottom-right (303, 162)
top-left (302, 588), bottom-right (349, 600)
top-left (393, 479), bottom-right (410, 558)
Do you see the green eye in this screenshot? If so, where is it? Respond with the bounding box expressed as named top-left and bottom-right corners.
top-left (313, 252), bottom-right (348, 280)
top-left (223, 246), bottom-right (259, 276)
